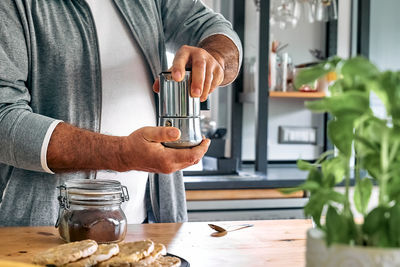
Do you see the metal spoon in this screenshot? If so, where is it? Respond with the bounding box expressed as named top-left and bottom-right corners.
top-left (208, 223), bottom-right (254, 237)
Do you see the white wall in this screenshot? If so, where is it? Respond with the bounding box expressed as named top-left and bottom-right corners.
top-left (369, 0), bottom-right (400, 70)
top-left (337, 0), bottom-right (352, 58)
top-left (366, 0), bottom-right (400, 120)
top-left (268, 8), bottom-right (326, 161)
top-left (270, 16), bottom-right (326, 65)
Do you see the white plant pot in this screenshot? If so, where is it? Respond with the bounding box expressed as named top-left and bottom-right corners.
top-left (306, 228), bottom-right (400, 267)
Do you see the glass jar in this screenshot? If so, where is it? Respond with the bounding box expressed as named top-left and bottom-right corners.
top-left (56, 179), bottom-right (129, 243)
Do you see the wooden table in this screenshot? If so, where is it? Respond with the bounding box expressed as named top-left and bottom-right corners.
top-left (0, 219), bottom-right (312, 267)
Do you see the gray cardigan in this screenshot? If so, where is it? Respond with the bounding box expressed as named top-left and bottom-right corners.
top-left (0, 0), bottom-right (242, 226)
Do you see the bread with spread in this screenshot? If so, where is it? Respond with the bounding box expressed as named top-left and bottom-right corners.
top-left (32, 240), bottom-right (98, 266)
top-left (32, 239), bottom-right (181, 267)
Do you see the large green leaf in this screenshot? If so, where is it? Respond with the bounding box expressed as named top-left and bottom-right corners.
top-left (354, 178), bottom-right (373, 215)
top-left (321, 156), bottom-right (346, 186)
top-left (387, 172), bottom-right (400, 201)
top-left (307, 168), bottom-right (323, 188)
top-left (389, 204), bottom-right (400, 247)
top-left (373, 71), bottom-right (400, 122)
top-left (362, 154), bottom-right (381, 180)
top-left (297, 159), bottom-right (317, 171)
top-left (295, 57), bottom-right (342, 89)
top-left (328, 118), bottom-right (354, 157)
top-left (363, 118), bottom-right (386, 144)
top-left (329, 92), bottom-right (370, 118)
top-left (355, 119), bottom-right (386, 171)
top-left (341, 57), bottom-right (379, 80)
top-left (304, 189), bottom-right (346, 227)
top-left (304, 193), bottom-right (325, 227)
top-left (304, 99), bottom-right (329, 113)
top-left (328, 79), bottom-right (345, 95)
top-left (280, 180), bottom-right (320, 194)
top-left (354, 134), bottom-right (379, 158)
top-left (325, 206), bottom-right (351, 246)
top-left (389, 135), bottom-right (400, 163)
top-left (363, 207), bottom-right (385, 234)
top-left (363, 206), bottom-right (390, 247)
top-left (295, 66), bottom-right (330, 89)
top-left (305, 91), bottom-right (370, 121)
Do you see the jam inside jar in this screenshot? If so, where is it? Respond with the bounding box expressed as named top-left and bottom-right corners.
top-left (56, 179), bottom-right (129, 243)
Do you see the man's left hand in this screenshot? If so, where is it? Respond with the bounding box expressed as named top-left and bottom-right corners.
top-left (153, 45), bottom-right (224, 102)
top-left (153, 34), bottom-right (240, 102)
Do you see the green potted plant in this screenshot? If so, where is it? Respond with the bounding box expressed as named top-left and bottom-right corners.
top-left (288, 56), bottom-right (400, 266)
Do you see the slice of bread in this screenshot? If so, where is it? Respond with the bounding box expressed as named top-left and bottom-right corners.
top-left (98, 240), bottom-right (154, 267)
top-left (132, 243), bottom-right (167, 266)
top-left (64, 243), bottom-right (119, 267)
top-left (32, 239), bottom-right (98, 266)
top-left (154, 256), bottom-right (181, 267)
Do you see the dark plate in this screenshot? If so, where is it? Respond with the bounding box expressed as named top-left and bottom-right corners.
top-left (166, 253), bottom-right (190, 267)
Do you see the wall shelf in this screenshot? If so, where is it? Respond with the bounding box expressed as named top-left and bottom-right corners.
top-left (269, 91), bottom-right (326, 99)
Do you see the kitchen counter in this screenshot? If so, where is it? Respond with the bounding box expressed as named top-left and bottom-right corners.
top-left (0, 219), bottom-right (312, 267)
top-left (184, 164), bottom-right (308, 190)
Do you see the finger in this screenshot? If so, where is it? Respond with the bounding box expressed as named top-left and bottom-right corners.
top-left (153, 78), bottom-right (160, 93)
top-left (201, 68), bottom-right (213, 102)
top-left (209, 66), bottom-right (224, 94)
top-left (171, 46), bottom-right (191, 82)
top-left (191, 56), bottom-right (206, 98)
top-left (141, 126), bottom-right (181, 143)
top-left (173, 139), bottom-right (211, 166)
top-left (159, 139), bottom-right (210, 173)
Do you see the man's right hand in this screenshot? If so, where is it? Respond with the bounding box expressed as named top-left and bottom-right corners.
top-left (118, 126), bottom-right (210, 173)
top-left (47, 123), bottom-right (210, 174)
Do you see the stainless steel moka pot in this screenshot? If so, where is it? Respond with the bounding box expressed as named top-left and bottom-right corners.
top-left (158, 70), bottom-right (204, 148)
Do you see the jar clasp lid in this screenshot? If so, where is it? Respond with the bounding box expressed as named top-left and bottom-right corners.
top-left (122, 185), bottom-right (130, 202)
top-left (55, 185), bottom-right (69, 228)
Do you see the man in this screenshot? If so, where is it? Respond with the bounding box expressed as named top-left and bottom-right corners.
top-left (0, 0), bottom-right (241, 226)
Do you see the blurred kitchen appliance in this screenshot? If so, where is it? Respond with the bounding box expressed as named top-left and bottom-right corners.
top-left (159, 71), bottom-right (203, 148)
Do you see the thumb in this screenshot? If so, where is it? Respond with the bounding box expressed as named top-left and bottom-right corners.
top-left (153, 78), bottom-right (160, 93)
top-left (141, 126), bottom-right (181, 143)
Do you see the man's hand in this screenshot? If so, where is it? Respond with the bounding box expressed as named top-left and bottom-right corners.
top-left (153, 45), bottom-right (224, 102)
top-left (153, 34), bottom-right (240, 102)
top-left (118, 126), bottom-right (210, 173)
top-left (47, 123), bottom-right (210, 174)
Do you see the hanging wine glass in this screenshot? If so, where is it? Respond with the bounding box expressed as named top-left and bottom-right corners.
top-left (329, 0), bottom-right (338, 20)
top-left (270, 0), bottom-right (297, 29)
top-left (294, 0), bottom-right (317, 24)
top-left (292, 0), bottom-right (301, 27)
top-left (304, 0), bottom-right (316, 23)
top-left (314, 0), bottom-right (338, 22)
top-left (315, 0), bottom-right (329, 22)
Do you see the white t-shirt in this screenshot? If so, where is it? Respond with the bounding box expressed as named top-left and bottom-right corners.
top-left (85, 0), bottom-right (157, 223)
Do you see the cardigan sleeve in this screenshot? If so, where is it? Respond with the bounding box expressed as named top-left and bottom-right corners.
top-left (161, 0), bottom-right (243, 78)
top-left (0, 1), bottom-right (59, 173)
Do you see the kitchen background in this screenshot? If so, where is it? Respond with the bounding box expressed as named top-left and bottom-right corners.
top-left (181, 0), bottom-right (399, 222)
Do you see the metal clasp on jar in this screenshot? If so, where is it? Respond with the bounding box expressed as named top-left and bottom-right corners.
top-left (121, 185), bottom-right (130, 202)
top-left (55, 185), bottom-right (69, 228)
